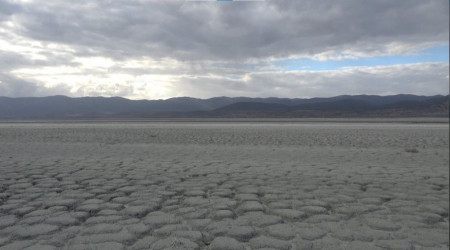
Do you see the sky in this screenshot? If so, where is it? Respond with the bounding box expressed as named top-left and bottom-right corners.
top-left (0, 0), bottom-right (448, 100)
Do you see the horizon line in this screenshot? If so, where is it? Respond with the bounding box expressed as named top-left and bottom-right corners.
top-left (0, 93), bottom-right (448, 101)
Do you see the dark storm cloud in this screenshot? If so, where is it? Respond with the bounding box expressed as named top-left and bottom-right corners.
top-left (5, 0), bottom-right (449, 61)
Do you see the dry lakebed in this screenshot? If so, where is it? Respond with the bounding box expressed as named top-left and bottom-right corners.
top-left (0, 120), bottom-right (448, 250)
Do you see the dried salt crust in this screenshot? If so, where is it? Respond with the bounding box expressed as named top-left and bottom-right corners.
top-left (0, 121), bottom-right (448, 249)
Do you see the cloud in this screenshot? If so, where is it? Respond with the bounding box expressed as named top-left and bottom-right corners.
top-left (0, 73), bottom-right (70, 97)
top-left (176, 63), bottom-right (450, 98)
top-left (0, 0), bottom-right (448, 99)
top-left (0, 0), bottom-right (21, 22)
top-left (2, 61), bottom-right (448, 99)
top-left (4, 0), bottom-right (448, 61)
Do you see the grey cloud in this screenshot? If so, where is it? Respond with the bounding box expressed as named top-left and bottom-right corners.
top-left (176, 63), bottom-right (449, 98)
top-left (5, 0), bottom-right (449, 61)
top-left (0, 73), bottom-right (71, 97)
top-left (0, 0), bottom-right (21, 22)
top-left (0, 50), bottom-right (77, 71)
top-left (1, 62), bottom-right (447, 99)
top-left (0, 51), bottom-right (33, 71)
top-left (1, 0), bottom-right (448, 99)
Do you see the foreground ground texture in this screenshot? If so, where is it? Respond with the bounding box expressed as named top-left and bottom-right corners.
top-left (0, 121), bottom-right (448, 250)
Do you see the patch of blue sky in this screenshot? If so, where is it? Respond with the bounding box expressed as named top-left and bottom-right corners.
top-left (223, 74), bottom-right (242, 80)
top-left (274, 44), bottom-right (449, 71)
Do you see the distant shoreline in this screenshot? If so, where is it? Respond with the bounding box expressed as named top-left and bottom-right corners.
top-left (0, 117), bottom-right (448, 124)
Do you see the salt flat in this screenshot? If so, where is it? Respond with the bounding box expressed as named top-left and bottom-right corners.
top-left (0, 121), bottom-right (448, 250)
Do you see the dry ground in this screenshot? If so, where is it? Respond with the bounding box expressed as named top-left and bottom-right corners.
top-left (0, 121), bottom-right (448, 249)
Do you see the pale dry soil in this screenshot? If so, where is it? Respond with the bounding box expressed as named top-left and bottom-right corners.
top-left (0, 122), bottom-right (448, 250)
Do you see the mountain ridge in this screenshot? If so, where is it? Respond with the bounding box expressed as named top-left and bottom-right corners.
top-left (0, 94), bottom-right (448, 119)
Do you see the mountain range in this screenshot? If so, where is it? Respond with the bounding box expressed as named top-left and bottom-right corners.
top-left (0, 94), bottom-right (448, 119)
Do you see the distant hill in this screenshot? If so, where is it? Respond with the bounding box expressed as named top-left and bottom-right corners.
top-left (0, 95), bottom-right (448, 119)
top-left (203, 95), bottom-right (449, 118)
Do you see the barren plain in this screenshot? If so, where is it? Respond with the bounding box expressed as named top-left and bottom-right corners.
top-left (0, 120), bottom-right (448, 250)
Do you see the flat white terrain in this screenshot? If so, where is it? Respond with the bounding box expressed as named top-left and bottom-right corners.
top-left (0, 121), bottom-right (448, 250)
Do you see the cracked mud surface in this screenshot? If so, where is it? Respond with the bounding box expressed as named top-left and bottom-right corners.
top-left (0, 122), bottom-right (448, 249)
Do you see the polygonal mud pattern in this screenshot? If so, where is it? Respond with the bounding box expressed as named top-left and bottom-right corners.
top-left (0, 122), bottom-right (448, 249)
